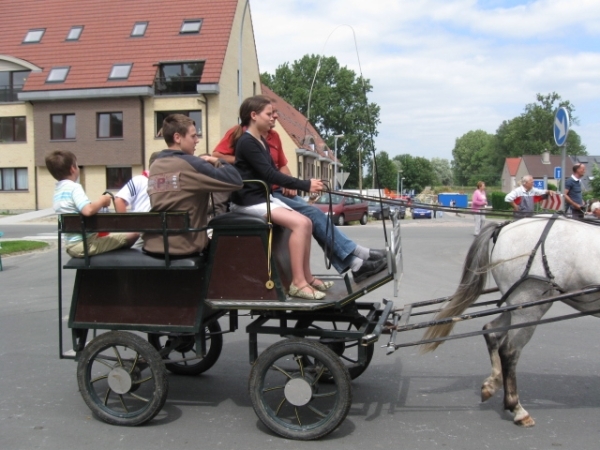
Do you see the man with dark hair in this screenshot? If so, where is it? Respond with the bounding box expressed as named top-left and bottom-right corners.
top-left (143, 114), bottom-right (243, 255)
top-left (564, 163), bottom-right (586, 218)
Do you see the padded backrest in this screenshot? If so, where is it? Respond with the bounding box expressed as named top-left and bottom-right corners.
top-left (209, 211), bottom-right (268, 228)
top-left (60, 212), bottom-right (190, 233)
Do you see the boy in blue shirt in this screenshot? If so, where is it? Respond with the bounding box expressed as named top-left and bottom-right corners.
top-left (45, 150), bottom-right (138, 258)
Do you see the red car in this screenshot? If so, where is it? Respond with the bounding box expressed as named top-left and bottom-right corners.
top-left (313, 193), bottom-right (369, 226)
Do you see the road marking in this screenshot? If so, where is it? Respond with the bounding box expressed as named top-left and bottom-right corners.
top-left (22, 233), bottom-right (59, 240)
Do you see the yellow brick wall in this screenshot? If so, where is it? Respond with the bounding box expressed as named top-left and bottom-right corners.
top-left (0, 102), bottom-right (36, 210)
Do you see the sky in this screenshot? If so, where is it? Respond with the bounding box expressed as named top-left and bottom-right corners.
top-left (250, 0), bottom-right (600, 161)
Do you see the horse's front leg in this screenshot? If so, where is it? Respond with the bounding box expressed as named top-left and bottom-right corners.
top-left (481, 313), bottom-right (509, 402)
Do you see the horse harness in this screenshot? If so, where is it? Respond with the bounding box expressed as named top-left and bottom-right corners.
top-left (495, 214), bottom-right (564, 307)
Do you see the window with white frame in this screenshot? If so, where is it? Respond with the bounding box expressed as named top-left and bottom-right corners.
top-left (180, 19), bottom-right (202, 34)
top-left (46, 67), bottom-right (70, 83)
top-left (66, 26), bottom-right (83, 41)
top-left (131, 22), bottom-right (148, 37)
top-left (23, 29), bottom-right (45, 43)
top-left (108, 64), bottom-right (132, 80)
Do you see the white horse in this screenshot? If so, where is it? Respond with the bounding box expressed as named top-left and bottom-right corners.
top-left (422, 215), bottom-right (600, 427)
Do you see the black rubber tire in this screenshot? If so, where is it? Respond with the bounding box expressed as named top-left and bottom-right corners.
top-left (147, 321), bottom-right (223, 376)
top-left (336, 214), bottom-right (345, 226)
top-left (77, 331), bottom-right (168, 426)
top-left (360, 213), bottom-right (368, 225)
top-left (294, 318), bottom-right (374, 380)
top-left (249, 338), bottom-right (352, 440)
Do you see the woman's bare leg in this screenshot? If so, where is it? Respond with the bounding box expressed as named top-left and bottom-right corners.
top-left (270, 208), bottom-right (313, 294)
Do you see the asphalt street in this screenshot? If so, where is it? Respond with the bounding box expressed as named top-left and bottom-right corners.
top-left (1, 216), bottom-right (599, 450)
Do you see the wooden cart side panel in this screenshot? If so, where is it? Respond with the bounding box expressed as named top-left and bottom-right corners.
top-left (70, 270), bottom-right (203, 327)
top-left (207, 234), bottom-right (286, 301)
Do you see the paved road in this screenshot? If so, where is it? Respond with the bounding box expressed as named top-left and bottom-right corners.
top-left (1, 220), bottom-right (598, 450)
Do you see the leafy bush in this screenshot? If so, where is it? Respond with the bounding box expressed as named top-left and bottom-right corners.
top-left (547, 182), bottom-right (557, 191)
top-left (490, 191), bottom-right (511, 211)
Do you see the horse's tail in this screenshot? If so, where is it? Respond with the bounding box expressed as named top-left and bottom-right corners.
top-left (420, 221), bottom-right (499, 353)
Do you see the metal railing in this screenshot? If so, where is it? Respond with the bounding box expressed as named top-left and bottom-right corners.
top-left (0, 85), bottom-right (23, 102)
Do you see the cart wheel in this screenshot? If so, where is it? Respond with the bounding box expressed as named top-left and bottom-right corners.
top-left (249, 338), bottom-right (352, 440)
top-left (147, 321), bottom-right (223, 376)
top-left (294, 318), bottom-right (374, 380)
top-left (77, 331), bottom-right (168, 426)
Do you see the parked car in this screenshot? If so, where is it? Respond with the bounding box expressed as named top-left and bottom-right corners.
top-left (388, 201), bottom-right (406, 219)
top-left (368, 201), bottom-right (391, 220)
top-left (313, 193), bottom-right (369, 226)
top-left (412, 207), bottom-right (432, 219)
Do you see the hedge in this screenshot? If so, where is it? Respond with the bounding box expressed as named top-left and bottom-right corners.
top-left (490, 191), bottom-right (511, 211)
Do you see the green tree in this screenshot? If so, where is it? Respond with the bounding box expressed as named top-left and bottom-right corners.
top-left (451, 130), bottom-right (498, 186)
top-left (589, 164), bottom-right (600, 199)
top-left (363, 151), bottom-right (398, 190)
top-left (495, 92), bottom-right (587, 158)
top-left (430, 157), bottom-right (453, 186)
top-left (392, 154), bottom-right (435, 193)
top-left (261, 55), bottom-right (381, 188)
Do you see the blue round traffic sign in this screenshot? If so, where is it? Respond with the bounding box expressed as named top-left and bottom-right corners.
top-left (554, 107), bottom-right (569, 147)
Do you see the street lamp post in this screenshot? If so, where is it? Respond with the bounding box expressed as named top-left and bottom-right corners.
top-left (401, 177), bottom-right (405, 196)
top-left (396, 170), bottom-right (402, 195)
top-left (333, 134), bottom-right (344, 190)
top-left (238, 0), bottom-right (250, 106)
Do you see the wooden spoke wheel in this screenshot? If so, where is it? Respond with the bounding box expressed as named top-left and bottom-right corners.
top-left (294, 318), bottom-right (375, 380)
top-left (76, 331), bottom-right (168, 426)
top-left (148, 321), bottom-right (223, 376)
top-left (249, 338), bottom-right (352, 440)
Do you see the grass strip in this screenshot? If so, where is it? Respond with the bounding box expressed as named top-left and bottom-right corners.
top-left (0, 241), bottom-right (49, 255)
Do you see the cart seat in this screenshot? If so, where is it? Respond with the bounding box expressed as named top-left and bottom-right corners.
top-left (64, 248), bottom-right (203, 269)
top-left (209, 211), bottom-right (267, 228)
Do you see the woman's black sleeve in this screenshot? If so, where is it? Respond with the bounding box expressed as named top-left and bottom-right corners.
top-left (239, 137), bottom-right (311, 191)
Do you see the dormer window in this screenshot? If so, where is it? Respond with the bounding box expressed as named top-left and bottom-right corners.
top-left (154, 61), bottom-right (204, 95)
top-left (108, 64), bottom-right (132, 80)
top-left (46, 67), bottom-right (70, 83)
top-left (23, 29), bottom-right (45, 43)
top-left (180, 19), bottom-right (202, 34)
top-left (131, 22), bottom-right (148, 37)
top-left (66, 26), bottom-right (84, 41)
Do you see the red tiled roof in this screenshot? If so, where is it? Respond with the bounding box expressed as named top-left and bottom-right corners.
top-left (506, 157), bottom-right (521, 176)
top-left (1, 0), bottom-right (238, 91)
top-left (262, 84), bottom-right (334, 160)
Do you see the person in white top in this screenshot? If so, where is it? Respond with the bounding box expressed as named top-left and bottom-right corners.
top-left (115, 152), bottom-right (159, 249)
top-left (587, 201), bottom-right (600, 219)
top-left (505, 175), bottom-right (556, 215)
top-left (115, 152), bottom-right (160, 213)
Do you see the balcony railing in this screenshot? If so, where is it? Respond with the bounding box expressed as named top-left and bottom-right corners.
top-left (154, 77), bottom-right (199, 96)
top-left (0, 85), bottom-right (24, 102)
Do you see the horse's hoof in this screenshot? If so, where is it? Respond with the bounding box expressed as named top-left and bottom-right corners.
top-left (514, 415), bottom-right (535, 427)
top-left (481, 386), bottom-right (494, 402)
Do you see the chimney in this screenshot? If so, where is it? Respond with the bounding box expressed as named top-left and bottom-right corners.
top-left (541, 150), bottom-right (550, 164)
